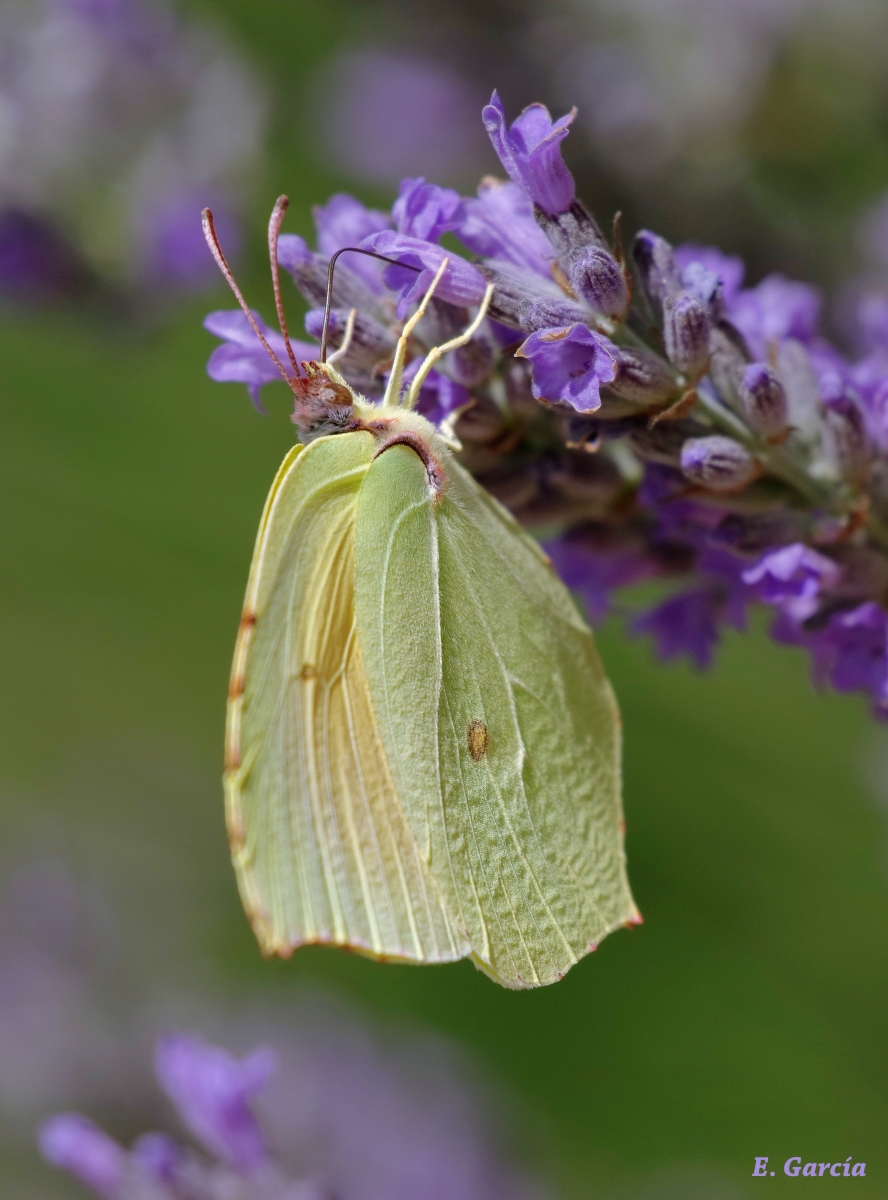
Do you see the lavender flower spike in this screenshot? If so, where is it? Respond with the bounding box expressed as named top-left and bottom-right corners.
top-left (482, 91), bottom-right (577, 216)
top-left (517, 324), bottom-right (617, 412)
top-left (38, 1114), bottom-right (126, 1199)
top-left (154, 1031), bottom-right (277, 1174)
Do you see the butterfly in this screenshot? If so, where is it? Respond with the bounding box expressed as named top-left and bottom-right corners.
top-left (202, 197), bottom-right (639, 988)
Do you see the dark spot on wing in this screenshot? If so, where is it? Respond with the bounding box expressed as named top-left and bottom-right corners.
top-left (466, 719), bottom-right (489, 762)
top-left (300, 664), bottom-right (319, 681)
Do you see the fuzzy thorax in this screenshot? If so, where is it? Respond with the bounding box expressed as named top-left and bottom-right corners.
top-left (292, 360), bottom-right (448, 492)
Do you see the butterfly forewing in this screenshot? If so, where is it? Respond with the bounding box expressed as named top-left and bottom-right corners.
top-left (354, 441), bottom-right (638, 988)
top-left (225, 432), bottom-right (463, 964)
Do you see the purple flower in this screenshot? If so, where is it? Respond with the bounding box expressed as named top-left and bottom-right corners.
top-left (393, 178), bottom-right (464, 242)
top-left (455, 178), bottom-right (554, 276)
top-left (547, 534), bottom-right (657, 622)
top-left (313, 194), bottom-right (391, 293)
top-left (131, 1132), bottom-right (182, 1183)
top-left (729, 274), bottom-right (821, 359)
top-left (204, 310), bottom-right (316, 412)
top-left (632, 587), bottom-right (723, 669)
top-left (778, 602), bottom-right (888, 715)
top-left (517, 324), bottom-right (617, 412)
top-left (360, 230), bottom-right (488, 316)
top-left (743, 543), bottom-right (841, 622)
top-left (674, 244), bottom-right (745, 308)
top-left (154, 1032), bottom-right (277, 1173)
top-left (482, 91), bottom-right (577, 216)
top-left (826, 603), bottom-right (888, 710)
top-left (38, 1114), bottom-right (125, 1199)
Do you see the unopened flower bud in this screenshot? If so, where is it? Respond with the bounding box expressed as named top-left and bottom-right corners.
top-left (680, 435), bottom-right (757, 491)
top-left (607, 346), bottom-right (677, 406)
top-left (739, 362), bottom-right (788, 439)
top-left (823, 394), bottom-right (871, 484)
top-left (664, 291), bottom-right (710, 379)
top-left (518, 295), bottom-right (589, 332)
top-left (633, 230), bottom-right (681, 307)
top-left (570, 246), bottom-right (629, 321)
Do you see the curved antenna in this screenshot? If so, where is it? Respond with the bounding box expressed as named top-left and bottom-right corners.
top-left (202, 207), bottom-right (300, 398)
top-left (268, 195), bottom-right (300, 374)
top-left (320, 247), bottom-right (421, 362)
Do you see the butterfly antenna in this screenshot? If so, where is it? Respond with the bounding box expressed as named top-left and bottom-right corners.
top-left (202, 207), bottom-right (300, 396)
top-left (267, 195), bottom-right (300, 374)
top-left (320, 247), bottom-right (422, 362)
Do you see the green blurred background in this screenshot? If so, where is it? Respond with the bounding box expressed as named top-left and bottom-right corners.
top-left (2, 0), bottom-right (888, 1196)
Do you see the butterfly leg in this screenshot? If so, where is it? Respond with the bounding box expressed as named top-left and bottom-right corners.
top-left (325, 307), bottom-right (357, 366)
top-left (402, 283), bottom-right (495, 410)
top-left (382, 257), bottom-right (450, 407)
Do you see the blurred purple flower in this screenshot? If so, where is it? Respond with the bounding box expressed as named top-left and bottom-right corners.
top-left (39, 1114), bottom-right (125, 1199)
top-left (360, 231), bottom-right (488, 316)
top-left (0, 0), bottom-right (268, 303)
top-left (0, 209), bottom-right (93, 302)
top-left (743, 543), bottom-right (841, 622)
top-left (632, 586), bottom-right (723, 669)
top-left (675, 244), bottom-right (745, 308)
top-left (729, 274), bottom-right (821, 359)
top-left (141, 195), bottom-right (240, 289)
top-left (155, 1032), bottom-right (277, 1173)
top-left (318, 50), bottom-right (491, 186)
top-left (39, 1024), bottom-right (547, 1200)
top-left (777, 602), bottom-right (888, 715)
top-left (482, 92), bottom-right (577, 216)
top-left (517, 324), bottom-right (617, 412)
top-left (547, 534), bottom-right (656, 622)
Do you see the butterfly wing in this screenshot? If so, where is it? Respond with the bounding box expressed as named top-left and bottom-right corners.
top-left (354, 443), bottom-right (638, 988)
top-left (225, 432), bottom-right (464, 964)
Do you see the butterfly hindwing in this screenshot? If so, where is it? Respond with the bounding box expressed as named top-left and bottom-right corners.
top-left (354, 441), bottom-right (638, 988)
top-left (225, 432), bottom-right (463, 964)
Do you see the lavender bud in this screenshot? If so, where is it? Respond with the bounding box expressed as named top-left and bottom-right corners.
top-left (479, 262), bottom-right (585, 331)
top-left (680, 435), bottom-right (757, 491)
top-left (739, 363), bottom-right (789, 439)
top-left (607, 346), bottom-right (677, 406)
top-left (823, 395), bottom-right (871, 484)
top-left (632, 230), bottom-right (681, 307)
top-left (534, 200), bottom-right (608, 271)
top-left (663, 291), bottom-right (710, 379)
top-left (707, 322), bottom-right (751, 407)
top-left (627, 420), bottom-right (689, 465)
top-left (570, 246), bottom-right (629, 321)
top-left (518, 295), bottom-right (589, 332)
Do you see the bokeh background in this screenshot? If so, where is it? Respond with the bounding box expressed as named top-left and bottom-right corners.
top-left (2, 0), bottom-right (888, 1195)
